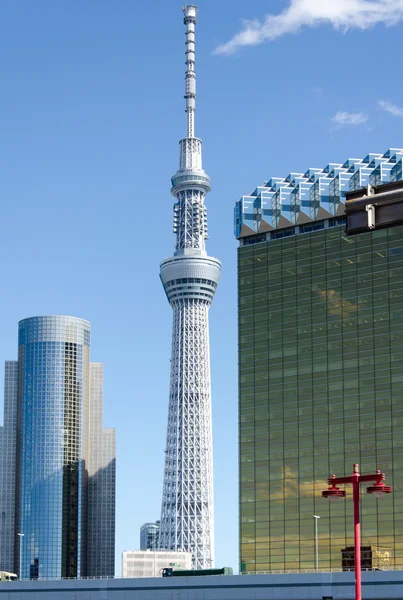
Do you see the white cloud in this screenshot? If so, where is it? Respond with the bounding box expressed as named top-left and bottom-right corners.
top-left (214, 0), bottom-right (403, 55)
top-left (331, 111), bottom-right (369, 126)
top-left (378, 99), bottom-right (403, 117)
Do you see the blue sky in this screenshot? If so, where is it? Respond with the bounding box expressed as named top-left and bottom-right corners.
top-left (1, 0), bottom-right (403, 575)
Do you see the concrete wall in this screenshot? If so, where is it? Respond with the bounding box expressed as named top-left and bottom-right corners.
top-left (0, 571), bottom-right (403, 599)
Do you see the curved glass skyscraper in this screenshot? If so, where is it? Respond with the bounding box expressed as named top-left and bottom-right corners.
top-left (17, 316), bottom-right (90, 579)
top-left (0, 333), bottom-right (115, 578)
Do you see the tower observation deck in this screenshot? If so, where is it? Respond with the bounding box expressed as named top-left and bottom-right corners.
top-left (158, 5), bottom-right (221, 569)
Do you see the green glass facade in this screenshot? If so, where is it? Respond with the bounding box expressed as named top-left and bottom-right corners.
top-left (238, 225), bottom-right (403, 573)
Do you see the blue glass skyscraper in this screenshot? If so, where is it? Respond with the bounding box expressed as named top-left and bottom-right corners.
top-left (17, 316), bottom-right (90, 579)
top-left (0, 316), bottom-right (115, 579)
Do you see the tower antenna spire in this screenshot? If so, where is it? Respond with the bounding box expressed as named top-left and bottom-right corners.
top-left (183, 5), bottom-right (198, 138)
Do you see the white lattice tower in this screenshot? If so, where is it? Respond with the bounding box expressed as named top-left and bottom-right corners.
top-left (158, 5), bottom-right (221, 569)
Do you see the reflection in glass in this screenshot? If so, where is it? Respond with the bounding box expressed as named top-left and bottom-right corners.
top-left (238, 226), bottom-right (403, 573)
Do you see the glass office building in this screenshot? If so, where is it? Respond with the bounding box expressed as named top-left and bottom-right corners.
top-left (17, 316), bottom-right (90, 579)
top-left (0, 316), bottom-right (115, 579)
top-left (140, 521), bottom-right (160, 551)
top-left (0, 361), bottom-right (18, 572)
top-left (87, 362), bottom-right (116, 577)
top-left (236, 149), bottom-right (403, 573)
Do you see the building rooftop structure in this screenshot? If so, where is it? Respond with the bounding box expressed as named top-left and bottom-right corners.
top-left (235, 148), bottom-right (403, 240)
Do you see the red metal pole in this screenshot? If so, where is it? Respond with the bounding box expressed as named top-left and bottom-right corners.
top-left (352, 465), bottom-right (361, 600)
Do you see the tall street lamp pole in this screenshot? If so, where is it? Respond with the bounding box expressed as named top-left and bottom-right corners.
top-left (321, 464), bottom-right (392, 600)
top-left (313, 515), bottom-right (320, 572)
top-left (17, 533), bottom-right (24, 580)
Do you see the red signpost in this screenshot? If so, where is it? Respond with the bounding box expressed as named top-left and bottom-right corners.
top-left (322, 464), bottom-right (392, 600)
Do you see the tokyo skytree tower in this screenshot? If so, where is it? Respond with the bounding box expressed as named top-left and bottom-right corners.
top-left (158, 5), bottom-right (221, 569)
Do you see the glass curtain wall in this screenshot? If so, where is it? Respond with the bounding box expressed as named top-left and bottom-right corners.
top-left (238, 225), bottom-right (403, 573)
top-left (17, 316), bottom-right (90, 580)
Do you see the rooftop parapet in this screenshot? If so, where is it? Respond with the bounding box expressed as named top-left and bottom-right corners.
top-left (235, 148), bottom-right (403, 239)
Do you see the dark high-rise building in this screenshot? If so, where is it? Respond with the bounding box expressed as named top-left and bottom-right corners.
top-left (235, 149), bottom-right (403, 573)
top-left (0, 316), bottom-right (116, 579)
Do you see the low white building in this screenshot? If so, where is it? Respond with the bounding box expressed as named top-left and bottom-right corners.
top-left (121, 550), bottom-right (192, 578)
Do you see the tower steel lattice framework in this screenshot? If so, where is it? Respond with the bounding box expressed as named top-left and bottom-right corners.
top-left (158, 5), bottom-right (221, 569)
